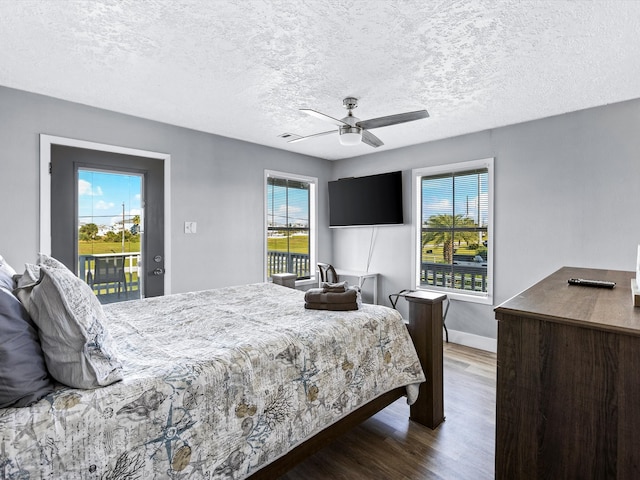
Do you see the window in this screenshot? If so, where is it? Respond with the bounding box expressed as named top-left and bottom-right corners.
top-left (413, 158), bottom-right (493, 303)
top-left (265, 170), bottom-right (317, 282)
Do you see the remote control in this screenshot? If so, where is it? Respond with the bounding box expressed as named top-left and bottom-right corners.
top-left (567, 278), bottom-right (616, 289)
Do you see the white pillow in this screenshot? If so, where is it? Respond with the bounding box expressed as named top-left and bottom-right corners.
top-left (14, 263), bottom-right (42, 306)
top-left (0, 254), bottom-right (17, 290)
top-left (21, 258), bottom-right (123, 389)
top-left (38, 253), bottom-right (67, 270)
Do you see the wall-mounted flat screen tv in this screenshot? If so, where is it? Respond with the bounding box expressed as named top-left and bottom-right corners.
top-left (328, 171), bottom-right (403, 227)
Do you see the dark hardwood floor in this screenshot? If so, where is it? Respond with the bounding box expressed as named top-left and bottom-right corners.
top-left (280, 342), bottom-right (497, 479)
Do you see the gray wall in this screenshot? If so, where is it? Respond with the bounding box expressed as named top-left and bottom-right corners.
top-left (0, 86), bottom-right (333, 293)
top-left (3, 84), bottom-right (639, 346)
top-left (331, 98), bottom-right (640, 342)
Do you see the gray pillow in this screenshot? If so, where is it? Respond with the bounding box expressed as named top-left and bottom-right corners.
top-left (21, 259), bottom-right (123, 389)
top-left (0, 287), bottom-right (54, 408)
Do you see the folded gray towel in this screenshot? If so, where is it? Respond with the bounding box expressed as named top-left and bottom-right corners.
top-left (305, 302), bottom-right (358, 311)
top-left (304, 288), bottom-right (358, 304)
top-left (305, 287), bottom-right (324, 296)
top-left (320, 281), bottom-right (348, 292)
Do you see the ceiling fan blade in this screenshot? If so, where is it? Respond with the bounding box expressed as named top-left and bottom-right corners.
top-left (287, 129), bottom-right (338, 143)
top-left (300, 109), bottom-right (349, 127)
top-left (356, 109), bottom-right (429, 130)
top-left (361, 129), bottom-right (384, 148)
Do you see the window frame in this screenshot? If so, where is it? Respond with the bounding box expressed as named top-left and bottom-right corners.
top-left (264, 170), bottom-right (318, 286)
top-left (411, 158), bottom-right (494, 305)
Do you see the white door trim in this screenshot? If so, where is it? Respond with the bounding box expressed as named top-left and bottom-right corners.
top-left (39, 134), bottom-right (172, 294)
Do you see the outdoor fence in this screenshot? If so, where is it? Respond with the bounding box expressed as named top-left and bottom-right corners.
top-left (78, 253), bottom-right (141, 297)
top-left (265, 253), bottom-right (487, 292)
top-left (267, 251), bottom-right (310, 279)
top-left (420, 261), bottom-right (488, 292)
top-left (79, 252), bottom-right (486, 297)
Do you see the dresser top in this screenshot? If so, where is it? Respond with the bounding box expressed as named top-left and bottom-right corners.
top-left (495, 266), bottom-right (640, 336)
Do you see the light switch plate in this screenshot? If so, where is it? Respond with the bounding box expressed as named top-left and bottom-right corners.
top-left (184, 221), bottom-right (197, 234)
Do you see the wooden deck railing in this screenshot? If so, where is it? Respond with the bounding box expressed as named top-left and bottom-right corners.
top-left (267, 251), bottom-right (310, 279)
top-left (78, 253), bottom-right (141, 295)
top-left (79, 254), bottom-right (484, 296)
top-left (420, 261), bottom-right (488, 292)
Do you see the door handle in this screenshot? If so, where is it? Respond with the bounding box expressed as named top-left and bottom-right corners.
top-left (153, 268), bottom-right (164, 276)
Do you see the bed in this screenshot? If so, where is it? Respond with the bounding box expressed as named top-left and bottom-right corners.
top-left (0, 258), bottom-right (429, 479)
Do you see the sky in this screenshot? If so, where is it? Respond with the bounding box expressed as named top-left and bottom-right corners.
top-left (267, 182), bottom-right (309, 227)
top-left (78, 169), bottom-right (142, 227)
top-left (421, 172), bottom-right (489, 227)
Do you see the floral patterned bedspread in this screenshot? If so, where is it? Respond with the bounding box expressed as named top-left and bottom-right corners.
top-left (0, 283), bottom-right (425, 479)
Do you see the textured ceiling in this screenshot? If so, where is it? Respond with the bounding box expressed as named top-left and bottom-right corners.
top-left (1, 0), bottom-right (640, 160)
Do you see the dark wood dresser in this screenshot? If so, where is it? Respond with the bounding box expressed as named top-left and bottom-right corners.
top-left (494, 266), bottom-right (640, 479)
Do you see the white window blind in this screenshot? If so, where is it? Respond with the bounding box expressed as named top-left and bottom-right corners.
top-left (266, 174), bottom-right (312, 280)
top-left (415, 159), bottom-right (493, 302)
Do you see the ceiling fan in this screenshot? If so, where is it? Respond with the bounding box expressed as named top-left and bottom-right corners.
top-left (280, 97), bottom-right (429, 148)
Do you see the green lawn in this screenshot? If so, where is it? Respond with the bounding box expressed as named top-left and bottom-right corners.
top-left (83, 238), bottom-right (306, 255)
top-left (421, 244), bottom-right (481, 262)
top-left (78, 240), bottom-right (140, 255)
top-left (80, 238), bottom-right (482, 264)
top-left (267, 235), bottom-right (309, 253)
top-left (266, 235), bottom-right (486, 262)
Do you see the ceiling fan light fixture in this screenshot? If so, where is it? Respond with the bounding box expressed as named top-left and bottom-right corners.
top-left (287, 98), bottom-right (428, 149)
top-left (339, 126), bottom-right (361, 146)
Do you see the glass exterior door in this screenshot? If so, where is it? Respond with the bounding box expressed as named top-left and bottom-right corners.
top-left (78, 169), bottom-right (143, 303)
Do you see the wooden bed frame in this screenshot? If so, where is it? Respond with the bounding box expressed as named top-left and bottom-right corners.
top-left (250, 290), bottom-right (447, 479)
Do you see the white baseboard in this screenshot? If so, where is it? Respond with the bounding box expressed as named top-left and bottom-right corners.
top-left (446, 329), bottom-right (497, 353)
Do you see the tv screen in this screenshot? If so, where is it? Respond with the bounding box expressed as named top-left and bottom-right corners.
top-left (328, 171), bottom-right (404, 227)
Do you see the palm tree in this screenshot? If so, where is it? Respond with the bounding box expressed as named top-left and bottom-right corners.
top-left (79, 222), bottom-right (99, 241)
top-left (422, 214), bottom-right (478, 263)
